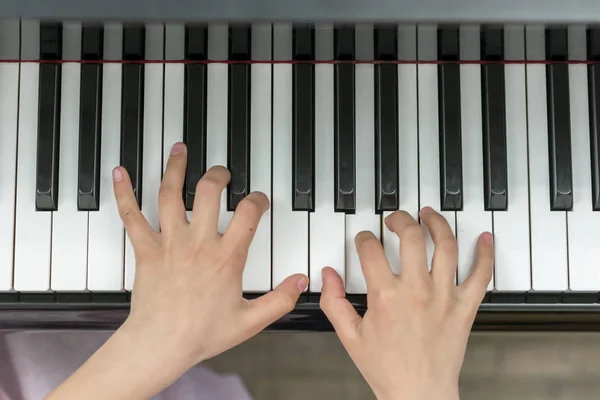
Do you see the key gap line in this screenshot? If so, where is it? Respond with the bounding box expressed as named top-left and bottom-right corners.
top-left (121, 228), bottom-right (126, 292)
top-left (10, 20), bottom-right (23, 292)
top-left (415, 30), bottom-right (421, 227)
top-left (85, 211), bottom-right (90, 291)
top-left (454, 211), bottom-right (458, 286)
top-left (491, 210), bottom-right (496, 291)
top-left (565, 211), bottom-right (571, 291)
top-left (49, 212), bottom-right (54, 291)
top-left (269, 24), bottom-right (274, 293)
top-left (524, 41), bottom-right (535, 292)
top-left (1, 59), bottom-right (600, 65)
top-left (160, 25), bottom-right (166, 182)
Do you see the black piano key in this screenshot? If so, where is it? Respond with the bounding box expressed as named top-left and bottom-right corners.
top-left (120, 25), bottom-right (145, 208)
top-left (227, 25), bottom-right (251, 211)
top-left (334, 25), bottom-right (356, 213)
top-left (36, 22), bottom-right (63, 211)
top-left (292, 25), bottom-right (315, 211)
top-left (184, 25), bottom-right (208, 211)
top-left (588, 28), bottom-right (600, 211)
top-left (438, 26), bottom-right (463, 211)
top-left (374, 25), bottom-right (399, 213)
top-left (545, 28), bottom-right (573, 211)
top-left (481, 26), bottom-right (508, 211)
top-left (78, 26), bottom-right (104, 211)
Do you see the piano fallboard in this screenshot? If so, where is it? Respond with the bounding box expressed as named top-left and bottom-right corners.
top-left (0, 0), bottom-right (599, 23)
top-left (1, 293), bottom-right (600, 331)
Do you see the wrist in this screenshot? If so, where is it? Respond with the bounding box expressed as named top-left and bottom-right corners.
top-left (116, 319), bottom-right (199, 375)
top-left (375, 384), bottom-right (459, 400)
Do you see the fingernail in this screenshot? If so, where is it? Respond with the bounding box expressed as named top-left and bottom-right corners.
top-left (297, 276), bottom-right (308, 292)
top-left (112, 167), bottom-right (123, 182)
top-left (420, 206), bottom-right (433, 214)
top-left (171, 142), bottom-right (186, 155)
top-left (482, 232), bottom-right (493, 244)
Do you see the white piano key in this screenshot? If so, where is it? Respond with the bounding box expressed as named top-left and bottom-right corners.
top-left (206, 24), bottom-right (233, 234)
top-left (417, 24), bottom-right (456, 271)
top-left (125, 23), bottom-right (165, 291)
top-left (494, 25), bottom-right (532, 291)
top-left (345, 24), bottom-right (380, 294)
top-left (51, 23), bottom-right (88, 291)
top-left (273, 23), bottom-right (309, 289)
top-left (163, 27), bottom-right (185, 151)
top-left (244, 23), bottom-right (272, 292)
top-left (0, 21), bottom-right (19, 290)
top-left (456, 26), bottom-right (493, 289)
top-left (310, 24), bottom-right (345, 292)
top-left (163, 24), bottom-right (187, 210)
top-left (526, 25), bottom-right (568, 291)
top-left (88, 23), bottom-right (125, 291)
top-left (14, 20), bottom-right (52, 291)
top-left (567, 26), bottom-right (600, 291)
top-left (383, 25), bottom-right (419, 276)
top-left (163, 22), bottom-right (185, 156)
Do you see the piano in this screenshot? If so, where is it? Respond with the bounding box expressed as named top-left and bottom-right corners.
top-left (2, 0), bottom-right (600, 331)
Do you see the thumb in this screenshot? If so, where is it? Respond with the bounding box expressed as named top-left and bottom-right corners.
top-left (320, 267), bottom-right (361, 345)
top-left (460, 232), bottom-right (494, 303)
top-left (243, 273), bottom-right (307, 334)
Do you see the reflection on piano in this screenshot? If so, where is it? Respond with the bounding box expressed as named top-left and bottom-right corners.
top-left (2, 1), bottom-right (600, 330)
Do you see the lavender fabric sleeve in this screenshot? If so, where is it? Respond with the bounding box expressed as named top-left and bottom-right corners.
top-left (0, 331), bottom-right (253, 400)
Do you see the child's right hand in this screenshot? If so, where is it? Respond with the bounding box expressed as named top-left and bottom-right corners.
top-left (320, 207), bottom-right (494, 400)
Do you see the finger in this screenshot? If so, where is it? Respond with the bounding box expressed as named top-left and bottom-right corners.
top-left (320, 267), bottom-right (361, 346)
top-left (460, 232), bottom-right (494, 302)
top-left (191, 166), bottom-right (230, 237)
top-left (419, 207), bottom-right (458, 284)
top-left (112, 166), bottom-right (155, 246)
top-left (159, 142), bottom-right (188, 231)
top-left (384, 210), bottom-right (428, 283)
top-left (243, 273), bottom-right (308, 335)
top-left (222, 192), bottom-right (269, 250)
top-left (354, 231), bottom-right (394, 292)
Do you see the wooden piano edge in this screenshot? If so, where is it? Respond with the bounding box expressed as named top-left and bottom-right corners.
top-left (2, 292), bottom-right (600, 331)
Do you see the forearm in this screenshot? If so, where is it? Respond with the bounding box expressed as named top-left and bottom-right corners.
top-left (45, 323), bottom-right (193, 400)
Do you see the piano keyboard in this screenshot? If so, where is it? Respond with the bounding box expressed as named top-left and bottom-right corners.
top-left (1, 20), bottom-right (600, 298)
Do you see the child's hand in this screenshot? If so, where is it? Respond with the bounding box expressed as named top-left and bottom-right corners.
top-left (320, 208), bottom-right (493, 400)
top-left (113, 142), bottom-right (307, 384)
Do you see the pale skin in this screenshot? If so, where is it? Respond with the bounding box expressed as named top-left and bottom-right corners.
top-left (45, 142), bottom-right (494, 400)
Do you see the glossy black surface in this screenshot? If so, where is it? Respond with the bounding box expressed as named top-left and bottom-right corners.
top-left (2, 292), bottom-right (600, 331)
top-left (437, 26), bottom-right (463, 211)
top-left (545, 28), bottom-right (573, 211)
top-left (227, 25), bottom-right (251, 211)
top-left (184, 25), bottom-right (208, 211)
top-left (481, 27), bottom-right (508, 211)
top-left (334, 25), bottom-right (356, 213)
top-left (588, 28), bottom-right (600, 211)
top-left (374, 25), bottom-right (399, 213)
top-left (292, 25), bottom-right (315, 212)
top-left (120, 26), bottom-right (145, 208)
top-left (78, 26), bottom-right (103, 211)
top-left (36, 22), bottom-right (63, 211)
